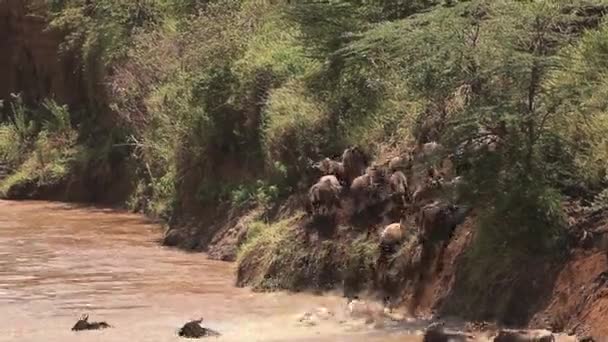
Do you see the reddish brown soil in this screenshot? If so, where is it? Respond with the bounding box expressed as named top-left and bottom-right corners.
top-left (530, 250), bottom-right (608, 337)
top-left (410, 216), bottom-right (475, 314)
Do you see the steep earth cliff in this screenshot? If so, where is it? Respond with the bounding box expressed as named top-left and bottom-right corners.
top-left (0, 0), bottom-right (84, 110)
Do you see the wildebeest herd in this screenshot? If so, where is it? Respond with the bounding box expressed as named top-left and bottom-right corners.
top-left (306, 142), bottom-right (472, 257)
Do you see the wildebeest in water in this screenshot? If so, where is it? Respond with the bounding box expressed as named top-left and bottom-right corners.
top-left (178, 318), bottom-right (221, 338)
top-left (71, 314), bottom-right (111, 331)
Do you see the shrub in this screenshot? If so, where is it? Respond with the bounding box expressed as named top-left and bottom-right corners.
top-left (0, 99), bottom-right (80, 198)
top-left (262, 81), bottom-right (332, 185)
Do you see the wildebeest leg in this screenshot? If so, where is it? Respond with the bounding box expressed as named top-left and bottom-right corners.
top-left (401, 194), bottom-right (408, 208)
top-left (306, 201), bottom-right (313, 215)
top-left (334, 195), bottom-right (342, 209)
top-left (353, 197), bottom-right (361, 214)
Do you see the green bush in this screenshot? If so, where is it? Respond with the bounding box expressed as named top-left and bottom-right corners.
top-left (0, 98), bottom-right (81, 198)
top-left (262, 80), bottom-right (332, 185)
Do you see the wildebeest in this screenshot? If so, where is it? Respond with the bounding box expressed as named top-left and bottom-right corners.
top-left (411, 175), bottom-right (444, 208)
top-left (313, 157), bottom-right (346, 183)
top-left (413, 141), bottom-right (445, 164)
top-left (388, 154), bottom-right (411, 172)
top-left (350, 164), bottom-right (393, 214)
top-left (366, 164), bottom-right (387, 185)
top-left (418, 201), bottom-right (471, 244)
top-left (71, 314), bottom-right (111, 331)
top-left (308, 175), bottom-right (342, 217)
top-left (380, 222), bottom-right (404, 246)
top-left (418, 202), bottom-right (456, 244)
top-left (389, 170), bottom-right (409, 207)
top-left (350, 173), bottom-right (373, 214)
top-left (492, 329), bottom-right (555, 342)
top-left (350, 172), bottom-right (387, 214)
top-left (319, 174), bottom-right (342, 191)
top-left (178, 318), bottom-right (221, 338)
top-left (342, 146), bottom-right (369, 185)
top-left (379, 221), bottom-right (407, 256)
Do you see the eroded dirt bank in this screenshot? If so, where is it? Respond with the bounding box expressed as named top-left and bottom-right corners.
top-left (164, 173), bottom-right (608, 340)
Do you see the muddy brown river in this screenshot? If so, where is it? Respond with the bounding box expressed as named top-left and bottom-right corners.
top-left (0, 200), bottom-right (419, 341)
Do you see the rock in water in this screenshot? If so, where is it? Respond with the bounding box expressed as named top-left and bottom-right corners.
top-left (71, 314), bottom-right (111, 331)
top-left (178, 318), bottom-right (221, 338)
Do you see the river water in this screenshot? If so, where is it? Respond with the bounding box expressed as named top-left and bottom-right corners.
top-left (0, 200), bottom-right (419, 341)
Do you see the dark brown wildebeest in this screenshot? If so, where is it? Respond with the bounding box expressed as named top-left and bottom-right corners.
top-left (342, 146), bottom-right (369, 185)
top-left (178, 318), bottom-right (221, 338)
top-left (418, 201), bottom-right (458, 244)
top-left (71, 314), bottom-right (111, 331)
top-left (389, 170), bottom-right (409, 207)
top-left (417, 201), bottom-right (471, 271)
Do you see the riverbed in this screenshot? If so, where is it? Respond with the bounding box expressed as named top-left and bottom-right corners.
top-left (0, 200), bottom-right (419, 341)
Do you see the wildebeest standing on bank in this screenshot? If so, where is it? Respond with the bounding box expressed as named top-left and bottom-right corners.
top-left (418, 201), bottom-right (458, 244)
top-left (307, 175), bottom-right (342, 217)
top-left (350, 165), bottom-right (392, 214)
top-left (417, 201), bottom-right (470, 271)
top-left (389, 170), bottom-right (409, 207)
top-left (342, 146), bottom-right (369, 185)
top-left (379, 221), bottom-right (405, 255)
top-left (313, 157), bottom-right (346, 184)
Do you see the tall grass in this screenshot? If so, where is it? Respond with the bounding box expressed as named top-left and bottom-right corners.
top-left (0, 97), bottom-right (80, 198)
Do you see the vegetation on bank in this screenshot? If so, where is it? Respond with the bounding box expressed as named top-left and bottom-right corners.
top-left (237, 213), bottom-right (379, 292)
top-left (0, 95), bottom-right (81, 197)
top-left (2, 0), bottom-right (608, 318)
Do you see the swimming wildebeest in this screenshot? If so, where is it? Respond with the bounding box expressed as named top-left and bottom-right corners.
top-left (178, 318), bottom-right (221, 338)
top-left (71, 314), bottom-right (111, 331)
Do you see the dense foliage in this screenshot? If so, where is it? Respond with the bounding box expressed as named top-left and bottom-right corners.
top-left (2, 0), bottom-right (608, 295)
